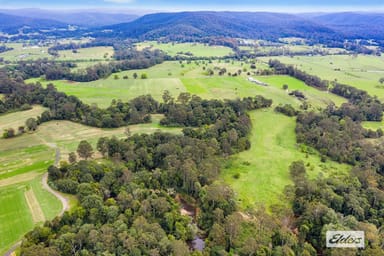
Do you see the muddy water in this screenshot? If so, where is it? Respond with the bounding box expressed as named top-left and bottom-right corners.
top-left (177, 196), bottom-right (205, 251)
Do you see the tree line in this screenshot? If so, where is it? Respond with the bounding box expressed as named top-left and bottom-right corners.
top-left (7, 48), bottom-right (166, 82)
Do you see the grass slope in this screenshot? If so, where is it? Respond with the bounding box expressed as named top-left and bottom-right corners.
top-left (0, 145), bottom-right (54, 180)
top-left (0, 185), bottom-right (34, 255)
top-left (0, 105), bottom-right (48, 132)
top-left (263, 55), bottom-right (384, 101)
top-left (222, 109), bottom-right (350, 209)
top-left (0, 43), bottom-right (51, 62)
top-left (57, 46), bottom-right (114, 61)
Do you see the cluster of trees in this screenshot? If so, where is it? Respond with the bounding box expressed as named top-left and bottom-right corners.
top-left (331, 83), bottom-right (383, 121)
top-left (160, 92), bottom-right (272, 127)
top-left (275, 104), bottom-right (298, 116)
top-left (9, 48), bottom-right (166, 82)
top-left (0, 74), bottom-right (156, 128)
top-left (2, 117), bottom-right (37, 138)
top-left (269, 59), bottom-right (384, 121)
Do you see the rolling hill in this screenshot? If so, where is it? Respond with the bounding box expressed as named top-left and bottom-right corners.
top-left (308, 12), bottom-right (384, 39)
top-left (0, 13), bottom-right (67, 34)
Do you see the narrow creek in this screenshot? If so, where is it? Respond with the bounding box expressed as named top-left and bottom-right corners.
top-left (176, 195), bottom-right (206, 251)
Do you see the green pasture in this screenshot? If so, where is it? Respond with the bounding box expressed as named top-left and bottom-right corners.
top-left (136, 41), bottom-right (234, 57)
top-left (0, 43), bottom-right (51, 61)
top-left (0, 105), bottom-right (48, 132)
top-left (57, 46), bottom-right (114, 61)
top-left (26, 60), bottom-right (346, 109)
top-left (262, 55), bottom-right (384, 100)
top-left (182, 75), bottom-right (346, 108)
top-left (0, 145), bottom-right (54, 180)
top-left (28, 77), bottom-right (186, 108)
top-left (0, 176), bottom-right (62, 255)
top-left (221, 109), bottom-right (351, 209)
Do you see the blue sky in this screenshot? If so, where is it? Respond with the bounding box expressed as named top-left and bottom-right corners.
top-left (0, 0), bottom-right (383, 12)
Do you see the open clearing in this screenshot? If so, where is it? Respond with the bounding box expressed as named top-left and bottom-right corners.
top-left (263, 55), bottom-right (384, 101)
top-left (27, 60), bottom-right (346, 109)
top-left (222, 109), bottom-right (350, 209)
top-left (0, 43), bottom-right (51, 62)
top-left (0, 105), bottom-right (48, 132)
top-left (136, 41), bottom-right (234, 57)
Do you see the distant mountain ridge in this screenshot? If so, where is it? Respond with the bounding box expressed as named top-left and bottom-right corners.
top-left (0, 10), bottom-right (383, 41)
top-left (100, 11), bottom-right (337, 40)
top-left (0, 12), bottom-right (67, 34)
top-left (307, 12), bottom-right (384, 39)
top-left (0, 9), bottom-right (139, 27)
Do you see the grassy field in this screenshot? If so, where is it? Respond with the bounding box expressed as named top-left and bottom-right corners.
top-left (221, 109), bottom-right (351, 209)
top-left (0, 145), bottom-right (54, 180)
top-left (27, 60), bottom-right (346, 109)
top-left (57, 46), bottom-right (114, 61)
top-left (0, 105), bottom-right (48, 132)
top-left (0, 43), bottom-right (51, 61)
top-left (136, 41), bottom-right (234, 57)
top-left (0, 176), bottom-right (62, 255)
top-left (182, 75), bottom-right (346, 108)
top-left (262, 55), bottom-right (384, 100)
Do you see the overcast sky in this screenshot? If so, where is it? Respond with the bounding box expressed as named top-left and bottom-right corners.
top-left (0, 0), bottom-right (383, 12)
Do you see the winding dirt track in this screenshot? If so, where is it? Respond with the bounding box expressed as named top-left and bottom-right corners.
top-left (41, 172), bottom-right (69, 216)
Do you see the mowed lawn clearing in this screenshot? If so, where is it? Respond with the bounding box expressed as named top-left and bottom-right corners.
top-left (0, 176), bottom-right (62, 255)
top-left (0, 185), bottom-right (34, 255)
top-left (221, 109), bottom-right (350, 209)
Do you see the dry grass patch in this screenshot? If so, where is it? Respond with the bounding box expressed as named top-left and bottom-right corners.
top-left (24, 188), bottom-right (45, 223)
